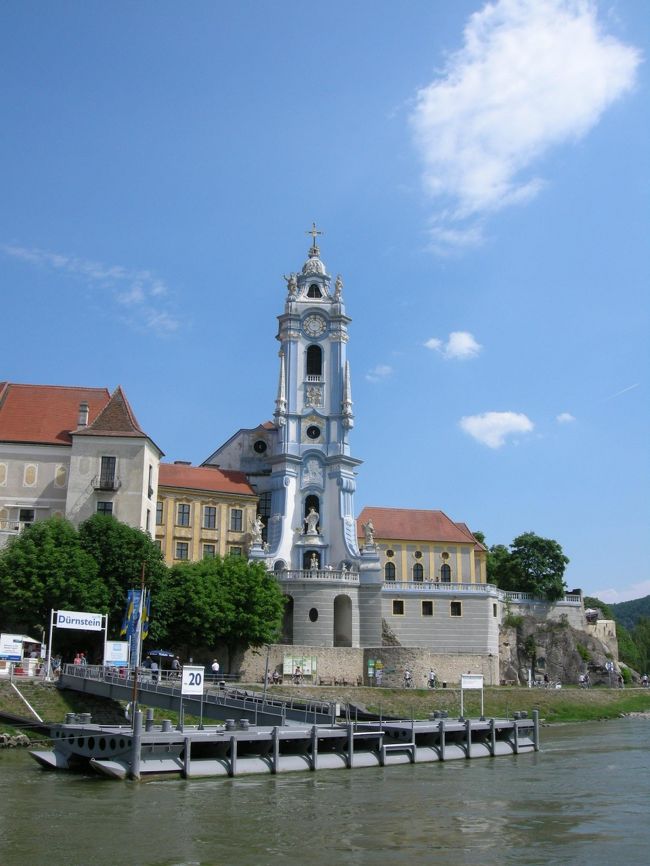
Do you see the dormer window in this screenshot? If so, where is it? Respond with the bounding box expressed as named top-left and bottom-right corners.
top-left (307, 283), bottom-right (322, 298)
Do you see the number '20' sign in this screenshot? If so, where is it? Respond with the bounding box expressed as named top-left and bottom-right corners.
top-left (181, 665), bottom-right (205, 696)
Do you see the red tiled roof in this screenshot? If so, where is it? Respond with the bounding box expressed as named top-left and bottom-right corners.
top-left (159, 463), bottom-right (255, 496)
top-left (454, 522), bottom-right (487, 551)
top-left (74, 386), bottom-right (146, 438)
top-left (357, 507), bottom-right (482, 546)
top-left (0, 383), bottom-right (111, 445)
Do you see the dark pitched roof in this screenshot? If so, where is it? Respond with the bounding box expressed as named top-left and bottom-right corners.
top-left (74, 386), bottom-right (145, 438)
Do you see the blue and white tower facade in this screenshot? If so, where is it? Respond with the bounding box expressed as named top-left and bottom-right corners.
top-left (205, 229), bottom-right (382, 647)
top-left (265, 229), bottom-right (361, 572)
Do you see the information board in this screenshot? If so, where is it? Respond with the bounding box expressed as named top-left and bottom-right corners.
top-left (103, 641), bottom-right (130, 667)
top-left (460, 674), bottom-right (484, 690)
top-left (0, 633), bottom-right (23, 661)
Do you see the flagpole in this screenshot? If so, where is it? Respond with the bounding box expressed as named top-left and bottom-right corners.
top-left (130, 562), bottom-right (146, 728)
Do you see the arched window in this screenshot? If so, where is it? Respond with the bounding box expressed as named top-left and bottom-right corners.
top-left (385, 562), bottom-right (396, 581)
top-left (307, 283), bottom-right (322, 298)
top-left (413, 563), bottom-right (424, 582)
top-left (306, 344), bottom-right (322, 376)
top-left (440, 563), bottom-right (451, 583)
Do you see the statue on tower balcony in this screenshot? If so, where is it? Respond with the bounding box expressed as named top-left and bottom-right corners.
top-left (251, 514), bottom-right (265, 545)
top-left (304, 507), bottom-right (320, 535)
top-left (284, 272), bottom-right (298, 298)
top-left (309, 552), bottom-right (319, 570)
top-left (334, 274), bottom-right (343, 300)
top-left (362, 519), bottom-right (375, 546)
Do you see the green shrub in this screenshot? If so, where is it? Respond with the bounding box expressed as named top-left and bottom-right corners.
top-left (576, 643), bottom-right (591, 662)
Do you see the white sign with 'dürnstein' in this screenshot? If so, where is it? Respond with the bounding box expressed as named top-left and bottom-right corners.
top-left (56, 610), bottom-right (104, 631)
top-left (181, 665), bottom-right (205, 696)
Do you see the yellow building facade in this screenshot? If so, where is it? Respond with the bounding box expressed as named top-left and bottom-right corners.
top-left (357, 507), bottom-right (487, 585)
top-left (156, 462), bottom-right (258, 564)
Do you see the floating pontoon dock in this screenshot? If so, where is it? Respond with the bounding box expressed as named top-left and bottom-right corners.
top-left (31, 709), bottom-right (539, 780)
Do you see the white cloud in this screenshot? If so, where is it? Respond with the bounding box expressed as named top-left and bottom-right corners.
top-left (410, 0), bottom-right (641, 251)
top-left (1, 243), bottom-right (180, 336)
top-left (594, 580), bottom-right (650, 604)
top-left (366, 364), bottom-right (393, 383)
top-left (425, 330), bottom-right (482, 360)
top-left (460, 410), bottom-right (534, 448)
top-left (556, 412), bottom-right (576, 423)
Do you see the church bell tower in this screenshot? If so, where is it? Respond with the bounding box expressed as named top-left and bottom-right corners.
top-left (263, 225), bottom-right (361, 572)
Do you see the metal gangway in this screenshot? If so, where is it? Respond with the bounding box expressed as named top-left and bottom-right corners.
top-left (58, 665), bottom-right (338, 727)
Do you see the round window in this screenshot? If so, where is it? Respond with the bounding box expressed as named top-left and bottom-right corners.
top-left (415, 550), bottom-right (422, 559)
top-left (309, 608), bottom-right (319, 622)
top-left (306, 425), bottom-right (321, 440)
top-left (386, 549), bottom-right (394, 558)
top-left (253, 440), bottom-right (267, 454)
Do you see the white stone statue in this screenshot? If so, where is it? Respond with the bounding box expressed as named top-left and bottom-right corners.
top-left (301, 458), bottom-right (323, 487)
top-left (362, 519), bottom-right (375, 546)
top-left (251, 514), bottom-right (264, 544)
top-left (309, 552), bottom-right (319, 570)
top-left (304, 507), bottom-right (320, 535)
top-left (284, 273), bottom-right (298, 297)
top-left (335, 274), bottom-right (343, 299)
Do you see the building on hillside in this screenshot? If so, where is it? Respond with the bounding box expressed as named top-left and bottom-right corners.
top-left (156, 462), bottom-right (257, 564)
top-left (0, 382), bottom-right (161, 547)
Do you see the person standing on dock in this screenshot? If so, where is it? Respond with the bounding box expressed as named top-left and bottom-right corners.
top-left (211, 659), bottom-right (220, 679)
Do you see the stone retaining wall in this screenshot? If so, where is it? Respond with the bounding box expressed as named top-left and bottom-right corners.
top-left (241, 644), bottom-right (499, 687)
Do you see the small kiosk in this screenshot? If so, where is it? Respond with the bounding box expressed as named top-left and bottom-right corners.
top-left (0, 633), bottom-right (43, 677)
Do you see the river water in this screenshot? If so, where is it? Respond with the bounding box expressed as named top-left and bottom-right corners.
top-left (1, 718), bottom-right (649, 866)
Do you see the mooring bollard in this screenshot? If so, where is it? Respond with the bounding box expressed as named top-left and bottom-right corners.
top-left (145, 708), bottom-right (154, 732)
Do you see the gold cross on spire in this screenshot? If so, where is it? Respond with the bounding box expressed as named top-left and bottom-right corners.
top-left (306, 222), bottom-right (324, 251)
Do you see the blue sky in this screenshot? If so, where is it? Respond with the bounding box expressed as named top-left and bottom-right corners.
top-left (1, 1), bottom-right (648, 603)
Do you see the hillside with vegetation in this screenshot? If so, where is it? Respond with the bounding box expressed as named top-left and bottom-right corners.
top-left (610, 595), bottom-right (650, 631)
top-left (585, 595), bottom-right (650, 676)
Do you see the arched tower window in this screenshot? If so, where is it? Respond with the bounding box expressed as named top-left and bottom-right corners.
top-left (307, 283), bottom-right (322, 298)
top-left (413, 563), bottom-right (424, 582)
top-left (385, 562), bottom-right (396, 581)
top-left (440, 563), bottom-right (451, 583)
top-left (306, 345), bottom-right (322, 377)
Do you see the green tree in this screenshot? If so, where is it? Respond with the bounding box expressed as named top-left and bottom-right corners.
top-left (214, 556), bottom-right (285, 669)
top-left (156, 558), bottom-right (222, 651)
top-left (487, 532), bottom-right (568, 600)
top-left (509, 532), bottom-right (568, 600)
top-left (486, 543), bottom-right (520, 590)
top-left (157, 555), bottom-right (285, 670)
top-left (77, 514), bottom-right (167, 639)
top-left (0, 517), bottom-right (107, 634)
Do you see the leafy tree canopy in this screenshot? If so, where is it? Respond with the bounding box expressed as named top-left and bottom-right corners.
top-left (78, 514), bottom-right (167, 639)
top-left (0, 517), bottom-right (107, 634)
top-left (157, 555), bottom-right (285, 670)
top-left (487, 531), bottom-right (569, 601)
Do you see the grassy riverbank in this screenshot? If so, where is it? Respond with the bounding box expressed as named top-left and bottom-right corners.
top-left (2, 681), bottom-right (650, 739)
top-left (258, 683), bottom-right (650, 723)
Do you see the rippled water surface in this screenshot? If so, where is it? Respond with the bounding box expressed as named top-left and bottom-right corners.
top-left (1, 718), bottom-right (649, 866)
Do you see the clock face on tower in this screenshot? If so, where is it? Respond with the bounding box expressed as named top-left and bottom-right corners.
top-left (302, 314), bottom-right (326, 337)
